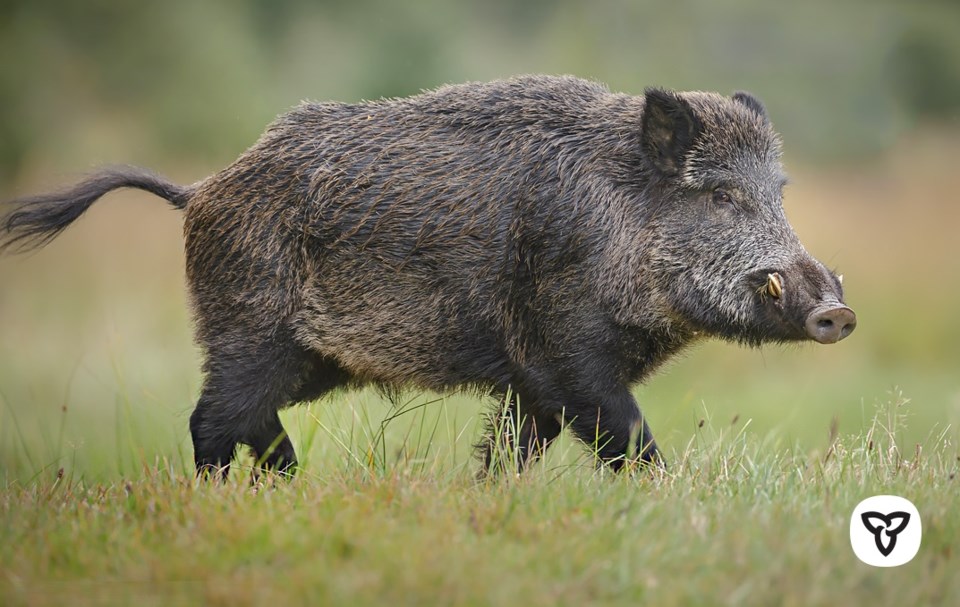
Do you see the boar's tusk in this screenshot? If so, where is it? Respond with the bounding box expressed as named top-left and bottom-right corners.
top-left (766, 272), bottom-right (783, 299)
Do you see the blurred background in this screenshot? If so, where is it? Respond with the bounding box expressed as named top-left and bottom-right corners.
top-left (1, 0), bottom-right (958, 480)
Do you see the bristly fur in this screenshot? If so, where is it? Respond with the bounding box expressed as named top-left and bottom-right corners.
top-left (0, 75), bottom-right (851, 478)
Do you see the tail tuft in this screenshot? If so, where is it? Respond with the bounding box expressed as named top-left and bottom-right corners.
top-left (1, 166), bottom-right (192, 253)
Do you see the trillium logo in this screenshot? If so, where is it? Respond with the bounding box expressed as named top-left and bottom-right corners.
top-left (850, 495), bottom-right (921, 567)
top-left (860, 511), bottom-right (910, 556)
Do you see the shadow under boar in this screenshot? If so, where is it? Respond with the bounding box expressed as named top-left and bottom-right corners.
top-left (0, 75), bottom-right (856, 478)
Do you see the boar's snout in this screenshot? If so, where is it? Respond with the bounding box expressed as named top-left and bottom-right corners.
top-left (804, 304), bottom-right (856, 344)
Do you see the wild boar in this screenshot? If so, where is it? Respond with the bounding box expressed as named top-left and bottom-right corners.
top-left (1, 76), bottom-right (856, 478)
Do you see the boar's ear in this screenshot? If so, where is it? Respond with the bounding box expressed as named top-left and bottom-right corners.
top-left (641, 88), bottom-right (702, 176)
top-left (732, 91), bottom-right (768, 121)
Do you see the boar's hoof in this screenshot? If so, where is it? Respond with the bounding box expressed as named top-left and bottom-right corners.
top-left (805, 305), bottom-right (856, 344)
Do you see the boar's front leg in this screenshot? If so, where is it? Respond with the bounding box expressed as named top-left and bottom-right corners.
top-left (478, 392), bottom-right (563, 477)
top-left (565, 385), bottom-right (664, 471)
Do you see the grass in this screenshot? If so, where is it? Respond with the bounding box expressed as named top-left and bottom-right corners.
top-left (0, 396), bottom-right (957, 606)
top-left (1, 132), bottom-right (959, 604)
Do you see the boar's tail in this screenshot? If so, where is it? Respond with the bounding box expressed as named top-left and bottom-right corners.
top-left (0, 166), bottom-right (193, 253)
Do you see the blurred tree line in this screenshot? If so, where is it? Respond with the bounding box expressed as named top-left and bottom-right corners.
top-left (1, 0), bottom-right (958, 188)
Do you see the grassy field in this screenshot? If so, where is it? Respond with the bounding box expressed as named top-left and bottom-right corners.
top-left (1, 132), bottom-right (959, 605)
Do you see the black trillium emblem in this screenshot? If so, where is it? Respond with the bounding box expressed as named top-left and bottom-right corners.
top-left (861, 511), bottom-right (911, 557)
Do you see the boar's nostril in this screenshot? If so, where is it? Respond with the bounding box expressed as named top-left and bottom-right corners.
top-left (805, 305), bottom-right (856, 344)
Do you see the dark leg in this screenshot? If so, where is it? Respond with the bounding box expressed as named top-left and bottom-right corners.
top-left (248, 411), bottom-right (298, 476)
top-left (190, 337), bottom-right (311, 480)
top-left (478, 393), bottom-right (563, 477)
top-left (566, 386), bottom-right (663, 471)
top-left (246, 356), bottom-right (351, 478)
top-left (190, 391), bottom-right (240, 479)
top-left (191, 376), bottom-right (292, 480)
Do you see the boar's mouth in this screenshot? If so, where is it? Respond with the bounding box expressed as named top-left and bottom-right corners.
top-left (744, 268), bottom-right (856, 344)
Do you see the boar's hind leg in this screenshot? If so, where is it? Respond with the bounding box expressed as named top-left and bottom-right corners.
top-left (247, 411), bottom-right (298, 477)
top-left (567, 387), bottom-right (664, 471)
top-left (478, 393), bottom-right (563, 477)
top-left (190, 341), bottom-right (332, 480)
top-left (247, 355), bottom-right (352, 477)
top-left (190, 384), bottom-right (245, 480)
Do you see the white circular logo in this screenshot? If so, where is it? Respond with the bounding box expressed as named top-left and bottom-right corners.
top-left (850, 495), bottom-right (921, 567)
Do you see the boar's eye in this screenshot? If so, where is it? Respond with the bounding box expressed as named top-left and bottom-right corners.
top-left (712, 189), bottom-right (734, 205)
